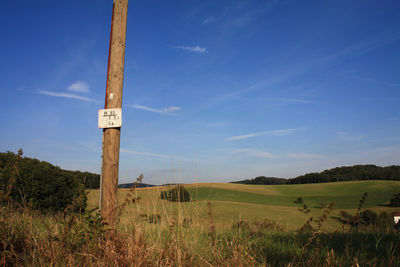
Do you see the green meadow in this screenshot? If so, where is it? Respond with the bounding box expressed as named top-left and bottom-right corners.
top-left (87, 180), bottom-right (400, 231)
top-left (188, 181), bottom-right (400, 208)
top-left (3, 180), bottom-right (400, 266)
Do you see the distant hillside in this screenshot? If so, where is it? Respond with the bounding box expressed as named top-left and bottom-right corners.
top-left (231, 176), bottom-right (286, 185)
top-left (64, 170), bottom-right (100, 189)
top-left (0, 150), bottom-right (90, 211)
top-left (118, 182), bottom-right (157, 189)
top-left (0, 151), bottom-right (100, 189)
top-left (232, 165), bottom-right (400, 185)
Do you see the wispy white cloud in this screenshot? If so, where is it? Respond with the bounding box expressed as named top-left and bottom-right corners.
top-left (164, 106), bottom-right (181, 112)
top-left (38, 90), bottom-right (100, 103)
top-left (264, 98), bottom-right (316, 104)
top-left (215, 1), bottom-right (278, 29)
top-left (121, 148), bottom-right (191, 162)
top-left (286, 153), bottom-right (322, 159)
top-left (173, 46), bottom-right (207, 53)
top-left (230, 148), bottom-right (277, 158)
top-left (206, 121), bottom-right (229, 128)
top-left (243, 97), bottom-right (317, 105)
top-left (120, 148), bottom-right (171, 158)
top-left (231, 149), bottom-right (321, 159)
top-left (202, 16), bottom-right (217, 24)
top-left (225, 127), bottom-right (306, 141)
top-left (209, 31), bottom-right (400, 108)
top-left (337, 131), bottom-right (364, 141)
top-left (316, 30), bottom-right (400, 66)
top-left (130, 104), bottom-right (182, 115)
top-left (67, 81), bottom-right (90, 93)
top-left (247, 151), bottom-right (277, 159)
top-left (230, 149), bottom-right (252, 154)
top-left (225, 10), bottom-right (259, 27)
top-left (350, 75), bottom-right (400, 87)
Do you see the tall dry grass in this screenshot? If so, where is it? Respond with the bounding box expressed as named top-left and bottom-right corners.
top-left (1, 171), bottom-right (400, 266)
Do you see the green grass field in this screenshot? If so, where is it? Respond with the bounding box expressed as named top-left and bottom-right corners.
top-left (3, 180), bottom-right (400, 265)
top-left (187, 180), bottom-right (400, 208)
top-left (87, 180), bottom-right (400, 231)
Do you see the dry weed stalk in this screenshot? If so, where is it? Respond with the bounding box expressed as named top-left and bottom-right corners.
top-left (296, 201), bottom-right (335, 265)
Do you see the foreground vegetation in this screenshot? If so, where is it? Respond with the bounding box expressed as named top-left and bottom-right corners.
top-left (1, 194), bottom-right (399, 266)
top-left (1, 150), bottom-right (400, 266)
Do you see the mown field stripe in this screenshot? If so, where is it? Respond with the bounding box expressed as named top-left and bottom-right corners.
top-left (188, 181), bottom-right (400, 209)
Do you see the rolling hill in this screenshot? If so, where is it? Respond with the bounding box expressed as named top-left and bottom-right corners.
top-left (87, 180), bottom-right (400, 231)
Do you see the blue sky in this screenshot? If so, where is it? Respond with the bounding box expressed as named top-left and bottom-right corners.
top-left (1, 0), bottom-right (399, 184)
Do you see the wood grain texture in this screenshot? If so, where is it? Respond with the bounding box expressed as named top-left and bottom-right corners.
top-left (101, 0), bottom-right (128, 229)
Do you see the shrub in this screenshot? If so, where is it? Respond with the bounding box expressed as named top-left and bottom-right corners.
top-left (253, 219), bottom-right (285, 232)
top-left (160, 190), bottom-right (168, 200)
top-left (359, 210), bottom-right (377, 226)
top-left (232, 220), bottom-right (250, 231)
top-left (166, 185), bottom-right (191, 202)
top-left (389, 193), bottom-right (400, 207)
top-left (297, 218), bottom-right (314, 233)
top-left (148, 214), bottom-right (161, 224)
top-left (339, 209), bottom-right (394, 233)
top-left (375, 211), bottom-right (394, 232)
top-left (294, 197), bottom-right (303, 204)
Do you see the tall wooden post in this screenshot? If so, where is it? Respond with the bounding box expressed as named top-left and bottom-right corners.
top-left (101, 0), bottom-right (128, 229)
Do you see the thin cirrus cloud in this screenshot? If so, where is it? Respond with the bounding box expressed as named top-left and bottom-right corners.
top-left (210, 32), bottom-right (400, 108)
top-left (38, 90), bottom-right (100, 103)
top-left (225, 127), bottom-right (306, 141)
top-left (67, 81), bottom-right (90, 93)
top-left (202, 16), bottom-right (217, 24)
top-left (286, 153), bottom-right (322, 159)
top-left (265, 98), bottom-right (316, 104)
top-left (173, 45), bottom-right (207, 53)
top-left (230, 149), bottom-right (321, 159)
top-left (121, 148), bottom-right (190, 162)
top-left (337, 131), bottom-right (364, 141)
top-left (120, 148), bottom-right (172, 158)
top-left (230, 148), bottom-right (277, 159)
top-left (130, 104), bottom-right (182, 115)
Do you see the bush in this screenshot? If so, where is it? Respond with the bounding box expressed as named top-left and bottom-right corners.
top-left (166, 185), bottom-right (191, 202)
top-left (160, 190), bottom-right (168, 200)
top-left (389, 193), bottom-right (400, 207)
top-left (375, 211), bottom-right (394, 232)
top-left (148, 214), bottom-right (161, 224)
top-left (294, 197), bottom-right (303, 204)
top-left (339, 209), bottom-right (394, 233)
top-left (253, 219), bottom-right (285, 232)
top-left (359, 210), bottom-right (377, 226)
top-left (232, 220), bottom-right (250, 231)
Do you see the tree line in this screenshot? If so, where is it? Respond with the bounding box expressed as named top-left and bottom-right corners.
top-left (0, 151), bottom-right (100, 190)
top-left (232, 164), bottom-right (400, 185)
top-left (0, 150), bottom-right (100, 212)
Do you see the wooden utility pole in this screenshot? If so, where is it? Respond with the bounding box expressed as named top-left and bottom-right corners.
top-left (101, 0), bottom-right (129, 229)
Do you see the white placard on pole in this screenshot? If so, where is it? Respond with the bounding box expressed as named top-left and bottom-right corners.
top-left (98, 108), bottom-right (122, 128)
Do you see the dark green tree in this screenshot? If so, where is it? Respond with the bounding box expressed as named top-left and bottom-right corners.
top-left (160, 190), bottom-right (168, 200)
top-left (166, 185), bottom-right (191, 202)
top-left (389, 193), bottom-right (400, 207)
top-left (0, 150), bottom-right (87, 212)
